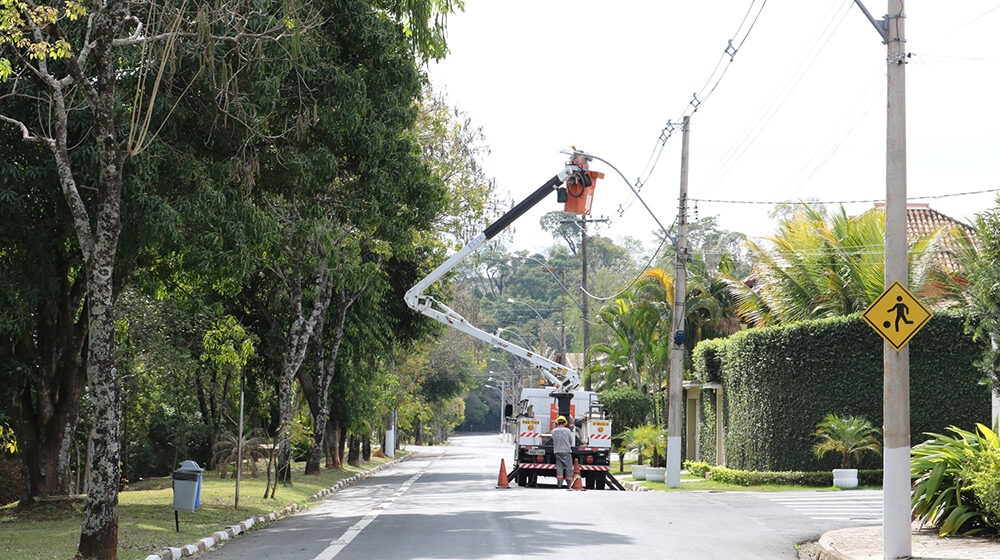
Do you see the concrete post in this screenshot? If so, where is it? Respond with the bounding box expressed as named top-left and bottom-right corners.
top-left (883, 1), bottom-right (911, 557)
top-left (683, 383), bottom-right (702, 462)
top-left (715, 388), bottom-right (725, 466)
top-left (666, 115), bottom-right (691, 488)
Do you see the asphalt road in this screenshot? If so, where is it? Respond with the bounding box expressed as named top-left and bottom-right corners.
top-left (200, 433), bottom-right (881, 560)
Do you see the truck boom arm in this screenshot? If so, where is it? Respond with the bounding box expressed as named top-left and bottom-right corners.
top-left (405, 159), bottom-right (586, 391)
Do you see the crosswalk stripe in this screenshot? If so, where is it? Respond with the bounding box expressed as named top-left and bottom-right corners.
top-left (766, 492), bottom-right (883, 521)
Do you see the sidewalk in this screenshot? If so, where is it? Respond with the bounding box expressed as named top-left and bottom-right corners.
top-left (817, 523), bottom-right (1000, 560)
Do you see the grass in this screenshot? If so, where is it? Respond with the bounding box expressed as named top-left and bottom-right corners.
top-left (0, 454), bottom-right (405, 560)
top-left (609, 459), bottom-right (882, 493)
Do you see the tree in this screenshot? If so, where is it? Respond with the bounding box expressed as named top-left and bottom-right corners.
top-left (415, 85), bottom-right (498, 248)
top-left (1, 0), bottom-right (459, 555)
top-left (729, 204), bottom-right (962, 326)
top-left (962, 200), bottom-right (1000, 391)
top-left (540, 211), bottom-right (580, 254)
top-left (812, 414), bottom-right (881, 469)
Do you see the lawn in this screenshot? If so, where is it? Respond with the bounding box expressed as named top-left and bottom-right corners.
top-left (0, 454), bottom-right (405, 560)
top-left (609, 459), bottom-right (882, 493)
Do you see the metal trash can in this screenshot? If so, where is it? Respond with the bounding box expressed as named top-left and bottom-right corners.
top-left (172, 460), bottom-right (203, 512)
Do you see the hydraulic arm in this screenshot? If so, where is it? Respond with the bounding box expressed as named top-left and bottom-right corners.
top-left (404, 150), bottom-right (598, 391)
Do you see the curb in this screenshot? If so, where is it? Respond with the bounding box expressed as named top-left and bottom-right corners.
top-left (621, 480), bottom-right (650, 492)
top-left (142, 453), bottom-right (413, 560)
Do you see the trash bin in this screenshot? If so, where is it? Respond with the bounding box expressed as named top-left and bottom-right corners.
top-left (172, 460), bottom-right (203, 513)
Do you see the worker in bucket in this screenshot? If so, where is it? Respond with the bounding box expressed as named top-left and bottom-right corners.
top-left (552, 416), bottom-right (575, 488)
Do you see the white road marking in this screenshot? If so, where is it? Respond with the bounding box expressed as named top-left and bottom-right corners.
top-left (312, 454), bottom-right (443, 560)
top-left (767, 492), bottom-right (883, 521)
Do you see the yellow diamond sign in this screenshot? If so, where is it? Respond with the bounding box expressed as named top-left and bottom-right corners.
top-left (862, 280), bottom-right (932, 351)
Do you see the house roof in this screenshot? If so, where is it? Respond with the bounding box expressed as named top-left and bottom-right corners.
top-left (872, 203), bottom-right (976, 272)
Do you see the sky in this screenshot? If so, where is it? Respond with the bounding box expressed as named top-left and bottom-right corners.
top-left (428, 0), bottom-right (1000, 256)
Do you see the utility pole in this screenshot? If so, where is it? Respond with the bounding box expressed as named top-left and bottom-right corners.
top-left (581, 216), bottom-right (591, 390)
top-left (566, 215), bottom-right (606, 389)
top-left (561, 268), bottom-right (568, 365)
top-left (852, 1), bottom-right (909, 556)
top-left (235, 366), bottom-right (244, 510)
top-left (883, 2), bottom-right (910, 557)
top-left (666, 115), bottom-right (690, 488)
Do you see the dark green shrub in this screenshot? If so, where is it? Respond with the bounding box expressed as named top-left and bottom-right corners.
top-left (691, 311), bottom-right (989, 471)
top-left (692, 338), bottom-right (724, 383)
top-left (682, 460), bottom-right (882, 487)
top-left (600, 385), bottom-right (651, 438)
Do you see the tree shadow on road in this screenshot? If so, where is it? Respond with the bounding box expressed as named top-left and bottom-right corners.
top-left (347, 508), bottom-right (633, 559)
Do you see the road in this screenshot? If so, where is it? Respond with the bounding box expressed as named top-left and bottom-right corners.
top-left (201, 433), bottom-right (881, 560)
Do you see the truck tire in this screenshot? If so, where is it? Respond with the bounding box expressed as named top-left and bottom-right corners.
top-left (596, 476), bottom-right (606, 490)
top-left (516, 471), bottom-right (528, 487)
top-left (585, 474), bottom-right (596, 489)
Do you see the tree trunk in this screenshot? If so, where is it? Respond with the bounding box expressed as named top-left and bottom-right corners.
top-left (336, 419), bottom-right (347, 467)
top-left (304, 401), bottom-right (329, 476)
top-left (77, 238), bottom-right (125, 558)
top-left (275, 372), bottom-right (294, 483)
top-left (415, 417), bottom-right (424, 446)
top-left (277, 269), bottom-right (332, 483)
top-left (7, 272), bottom-right (87, 505)
top-left (75, 6), bottom-right (131, 554)
top-left (362, 434), bottom-right (371, 462)
top-left (347, 434), bottom-right (360, 467)
top-left (324, 418), bottom-right (339, 469)
top-left (304, 291), bottom-right (355, 475)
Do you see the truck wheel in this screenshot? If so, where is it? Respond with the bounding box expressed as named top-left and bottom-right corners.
top-left (585, 475), bottom-right (596, 489)
top-left (596, 477), bottom-right (606, 490)
top-left (516, 471), bottom-right (528, 487)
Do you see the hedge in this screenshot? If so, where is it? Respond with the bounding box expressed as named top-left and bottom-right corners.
top-left (684, 460), bottom-right (883, 487)
top-left (691, 311), bottom-right (989, 472)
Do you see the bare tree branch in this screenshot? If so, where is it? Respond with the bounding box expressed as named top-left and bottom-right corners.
top-left (0, 114), bottom-right (48, 144)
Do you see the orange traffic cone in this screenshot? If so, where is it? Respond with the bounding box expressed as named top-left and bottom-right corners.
top-left (570, 459), bottom-right (585, 491)
top-left (496, 459), bottom-right (511, 489)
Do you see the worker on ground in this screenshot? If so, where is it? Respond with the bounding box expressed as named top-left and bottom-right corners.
top-left (552, 416), bottom-right (575, 489)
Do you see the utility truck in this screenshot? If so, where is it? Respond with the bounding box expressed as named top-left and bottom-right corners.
top-left (404, 149), bottom-right (623, 490)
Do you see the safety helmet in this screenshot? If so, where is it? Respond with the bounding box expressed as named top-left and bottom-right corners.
top-left (556, 416), bottom-right (567, 425)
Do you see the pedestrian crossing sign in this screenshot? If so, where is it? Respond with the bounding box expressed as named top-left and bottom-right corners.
top-left (862, 280), bottom-right (932, 351)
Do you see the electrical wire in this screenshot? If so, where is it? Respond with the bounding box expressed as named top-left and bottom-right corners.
top-left (616, 0), bottom-right (772, 227)
top-left (580, 232), bottom-right (671, 303)
top-left (697, 0), bottom-right (855, 197)
top-left (688, 188), bottom-right (1000, 206)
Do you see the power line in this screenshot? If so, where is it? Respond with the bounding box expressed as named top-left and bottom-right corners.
top-left (688, 188), bottom-right (1000, 206)
top-left (697, 0), bottom-right (855, 197)
top-left (614, 0), bottom-right (771, 226)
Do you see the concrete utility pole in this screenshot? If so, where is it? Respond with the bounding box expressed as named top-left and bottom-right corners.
top-left (561, 268), bottom-right (568, 364)
top-left (581, 216), bottom-right (591, 390)
top-left (853, 1), bottom-right (910, 556)
top-left (576, 215), bottom-right (607, 390)
top-left (666, 115), bottom-right (691, 488)
top-left (882, 2), bottom-right (910, 557)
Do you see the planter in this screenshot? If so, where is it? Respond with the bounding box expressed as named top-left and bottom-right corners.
top-left (645, 467), bottom-right (666, 482)
top-left (832, 468), bottom-right (858, 489)
top-left (630, 465), bottom-right (647, 480)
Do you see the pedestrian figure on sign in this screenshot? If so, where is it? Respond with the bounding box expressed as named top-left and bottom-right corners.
top-left (888, 295), bottom-right (913, 332)
top-left (551, 416), bottom-right (575, 489)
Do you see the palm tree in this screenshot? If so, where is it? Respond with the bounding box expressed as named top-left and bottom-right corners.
top-left (812, 414), bottom-right (882, 469)
top-left (729, 204), bottom-right (966, 326)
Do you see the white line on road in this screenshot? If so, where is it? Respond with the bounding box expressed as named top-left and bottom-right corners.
top-left (312, 453), bottom-right (444, 560)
